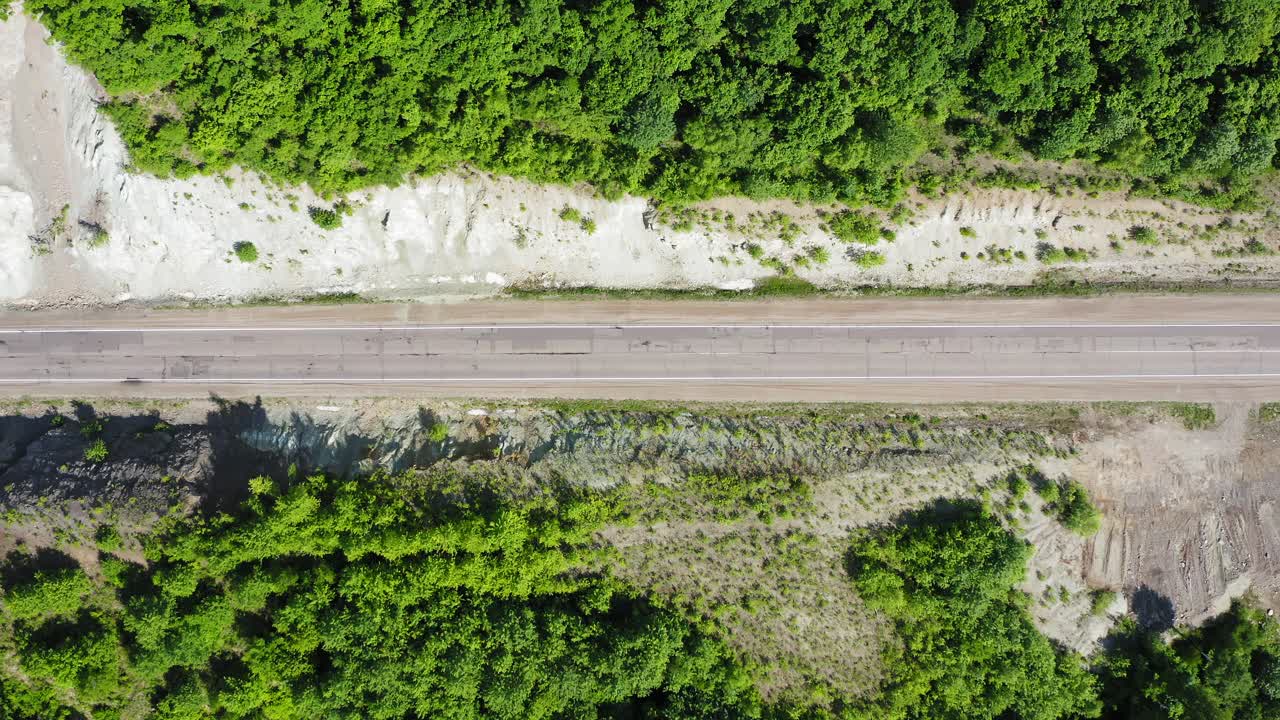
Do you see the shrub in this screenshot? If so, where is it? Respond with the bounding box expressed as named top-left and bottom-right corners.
top-left (83, 439), bottom-right (108, 463)
top-left (1128, 225), bottom-right (1159, 245)
top-left (233, 242), bottom-right (259, 263)
top-left (308, 206), bottom-right (342, 230)
top-left (94, 525), bottom-right (123, 552)
top-left (1089, 589), bottom-right (1117, 616)
top-left (4, 569), bottom-right (95, 621)
top-left (1039, 478), bottom-right (1101, 535)
top-left (828, 210), bottom-right (880, 245)
top-left (428, 422), bottom-right (449, 442)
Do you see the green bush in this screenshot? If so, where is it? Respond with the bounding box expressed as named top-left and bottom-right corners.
top-left (829, 211), bottom-right (881, 245)
top-left (3, 569), bottom-right (95, 621)
top-left (848, 502), bottom-right (1101, 719)
top-left (427, 422), bottom-right (449, 442)
top-left (1089, 589), bottom-right (1117, 616)
top-left (1038, 478), bottom-right (1101, 536)
top-left (1098, 600), bottom-right (1280, 718)
top-left (1128, 225), bottom-right (1159, 245)
top-left (233, 241), bottom-right (259, 263)
top-left (308, 206), bottom-right (342, 230)
top-left (83, 439), bottom-right (108, 463)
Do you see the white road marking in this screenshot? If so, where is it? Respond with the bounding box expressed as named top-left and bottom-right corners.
top-left (0, 323), bottom-right (1279, 334)
top-left (3, 373), bottom-right (1280, 384)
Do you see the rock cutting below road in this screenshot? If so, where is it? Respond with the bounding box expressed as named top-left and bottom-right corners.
top-left (4, 10), bottom-right (1280, 308)
top-left (0, 396), bottom-right (1276, 696)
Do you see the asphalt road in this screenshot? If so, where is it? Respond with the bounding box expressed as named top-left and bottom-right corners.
top-left (4, 297), bottom-right (1280, 400)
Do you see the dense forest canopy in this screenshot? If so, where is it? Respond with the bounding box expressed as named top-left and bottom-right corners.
top-left (24, 0), bottom-right (1280, 203)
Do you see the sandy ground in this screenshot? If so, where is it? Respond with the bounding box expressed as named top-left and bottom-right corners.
top-left (4, 10), bottom-right (1280, 307)
top-left (1073, 405), bottom-right (1280, 625)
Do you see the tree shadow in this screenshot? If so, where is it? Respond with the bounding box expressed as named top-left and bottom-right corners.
top-left (1130, 584), bottom-right (1176, 632)
top-left (0, 547), bottom-right (80, 588)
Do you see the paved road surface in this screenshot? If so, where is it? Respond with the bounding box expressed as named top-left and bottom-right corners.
top-left (4, 297), bottom-right (1280, 400)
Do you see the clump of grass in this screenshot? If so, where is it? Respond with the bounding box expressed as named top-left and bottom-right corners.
top-left (850, 249), bottom-right (886, 269)
top-left (83, 438), bottom-right (108, 463)
top-left (234, 242), bottom-right (259, 263)
top-left (1036, 242), bottom-right (1089, 264)
top-left (1170, 403), bottom-right (1215, 430)
top-left (959, 226), bottom-right (977, 238)
top-left (1128, 225), bottom-right (1159, 245)
top-left (428, 423), bottom-right (449, 442)
top-left (1259, 404), bottom-right (1280, 424)
top-left (558, 206), bottom-right (582, 223)
top-left (580, 217), bottom-right (597, 234)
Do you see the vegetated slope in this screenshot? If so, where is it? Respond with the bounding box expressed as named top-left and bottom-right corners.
top-left (24, 0), bottom-right (1280, 206)
top-left (3, 465), bottom-right (1279, 719)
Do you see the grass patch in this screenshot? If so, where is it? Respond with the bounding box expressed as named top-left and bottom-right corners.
top-left (1128, 225), bottom-right (1159, 245)
top-left (1169, 403), bottom-right (1215, 430)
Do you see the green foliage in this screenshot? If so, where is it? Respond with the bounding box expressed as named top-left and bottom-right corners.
top-left (29, 0), bottom-right (1280, 205)
top-left (0, 469), bottom-right (761, 719)
top-left (847, 502), bottom-right (1101, 719)
top-left (1128, 226), bottom-right (1159, 246)
top-left (427, 422), bottom-right (449, 442)
top-left (1098, 600), bottom-right (1280, 720)
top-left (2, 568), bottom-right (95, 622)
top-left (1037, 478), bottom-right (1101, 536)
top-left (829, 211), bottom-right (881, 245)
top-left (1090, 590), bottom-right (1117, 617)
top-left (308, 206), bottom-right (342, 230)
top-left (82, 439), bottom-right (107, 463)
top-left (959, 226), bottom-right (977, 238)
top-left (1036, 243), bottom-right (1090, 264)
top-left (1170, 403), bottom-right (1216, 430)
top-left (853, 250), bottom-right (887, 269)
top-left (233, 241), bottom-right (259, 263)
top-left (683, 473), bottom-right (813, 523)
top-left (93, 525), bottom-right (123, 553)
